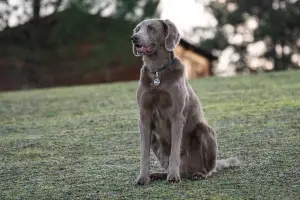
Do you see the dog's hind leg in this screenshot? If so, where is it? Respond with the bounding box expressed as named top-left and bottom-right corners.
top-left (188, 122), bottom-right (217, 180)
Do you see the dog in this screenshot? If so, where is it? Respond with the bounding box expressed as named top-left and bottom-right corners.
top-left (131, 18), bottom-right (240, 186)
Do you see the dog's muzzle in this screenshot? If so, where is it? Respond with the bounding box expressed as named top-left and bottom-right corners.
top-left (131, 35), bottom-right (140, 44)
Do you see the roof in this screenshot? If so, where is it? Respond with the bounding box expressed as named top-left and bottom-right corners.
top-left (179, 39), bottom-right (218, 61)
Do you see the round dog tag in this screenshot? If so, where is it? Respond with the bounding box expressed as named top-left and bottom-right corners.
top-left (153, 78), bottom-right (160, 86)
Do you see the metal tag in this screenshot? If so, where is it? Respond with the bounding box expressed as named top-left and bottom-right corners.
top-left (153, 72), bottom-right (160, 86)
top-left (153, 78), bottom-right (160, 86)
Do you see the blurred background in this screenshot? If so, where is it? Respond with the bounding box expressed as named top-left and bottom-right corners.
top-left (0, 0), bottom-right (299, 91)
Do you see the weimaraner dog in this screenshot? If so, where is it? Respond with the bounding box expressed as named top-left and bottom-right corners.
top-left (131, 18), bottom-right (240, 186)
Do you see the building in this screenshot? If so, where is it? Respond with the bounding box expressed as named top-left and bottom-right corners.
top-left (175, 39), bottom-right (217, 79)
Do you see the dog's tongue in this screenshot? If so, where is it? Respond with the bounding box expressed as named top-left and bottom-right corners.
top-left (136, 45), bottom-right (153, 53)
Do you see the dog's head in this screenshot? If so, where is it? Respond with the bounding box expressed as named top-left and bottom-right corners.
top-left (131, 19), bottom-right (180, 56)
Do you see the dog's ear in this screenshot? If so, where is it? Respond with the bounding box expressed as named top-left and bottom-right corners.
top-left (161, 19), bottom-right (181, 51)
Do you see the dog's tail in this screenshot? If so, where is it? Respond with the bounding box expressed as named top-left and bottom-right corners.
top-left (214, 157), bottom-right (240, 172)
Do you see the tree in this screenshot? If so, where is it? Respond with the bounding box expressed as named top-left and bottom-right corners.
top-left (0, 0), bottom-right (159, 30)
top-left (33, 0), bottom-right (41, 21)
top-left (201, 0), bottom-right (300, 73)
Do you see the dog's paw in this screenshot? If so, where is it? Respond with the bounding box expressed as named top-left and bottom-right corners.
top-left (192, 172), bottom-right (207, 180)
top-left (192, 172), bottom-right (211, 180)
top-left (167, 173), bottom-right (181, 184)
top-left (135, 176), bottom-right (150, 186)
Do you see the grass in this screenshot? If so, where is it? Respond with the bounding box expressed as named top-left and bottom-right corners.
top-left (0, 70), bottom-right (300, 200)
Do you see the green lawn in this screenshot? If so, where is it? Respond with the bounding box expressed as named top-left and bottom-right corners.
top-left (1, 70), bottom-right (299, 200)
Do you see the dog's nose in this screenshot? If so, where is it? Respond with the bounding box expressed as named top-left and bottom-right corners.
top-left (131, 35), bottom-right (140, 43)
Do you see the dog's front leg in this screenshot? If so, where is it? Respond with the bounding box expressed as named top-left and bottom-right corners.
top-left (168, 114), bottom-right (184, 183)
top-left (135, 116), bottom-right (152, 186)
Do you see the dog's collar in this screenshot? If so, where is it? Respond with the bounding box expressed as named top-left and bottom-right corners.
top-left (147, 51), bottom-right (175, 86)
top-left (148, 51), bottom-right (175, 73)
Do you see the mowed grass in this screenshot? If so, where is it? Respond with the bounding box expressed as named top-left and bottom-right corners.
top-left (0, 70), bottom-right (300, 200)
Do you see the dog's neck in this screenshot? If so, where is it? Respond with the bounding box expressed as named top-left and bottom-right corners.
top-left (143, 48), bottom-right (173, 72)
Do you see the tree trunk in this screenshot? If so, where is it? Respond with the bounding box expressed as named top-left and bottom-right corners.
top-left (33, 0), bottom-right (41, 21)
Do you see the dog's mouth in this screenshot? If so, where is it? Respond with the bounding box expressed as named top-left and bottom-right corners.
top-left (135, 44), bottom-right (154, 54)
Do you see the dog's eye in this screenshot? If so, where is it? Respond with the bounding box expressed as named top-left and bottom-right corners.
top-left (148, 25), bottom-right (155, 32)
top-left (135, 26), bottom-right (140, 32)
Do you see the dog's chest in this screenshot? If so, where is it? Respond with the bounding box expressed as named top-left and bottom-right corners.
top-left (141, 89), bottom-right (172, 110)
top-left (141, 89), bottom-right (172, 138)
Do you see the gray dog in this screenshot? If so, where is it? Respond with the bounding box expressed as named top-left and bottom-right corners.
top-left (131, 18), bottom-right (240, 186)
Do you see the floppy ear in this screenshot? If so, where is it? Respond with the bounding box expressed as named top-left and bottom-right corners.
top-left (161, 19), bottom-right (181, 51)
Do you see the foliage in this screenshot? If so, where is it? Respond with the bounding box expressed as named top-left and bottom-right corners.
top-left (0, 0), bottom-right (159, 69)
top-left (0, 0), bottom-right (159, 29)
top-left (1, 70), bottom-right (300, 199)
top-left (202, 0), bottom-right (300, 72)
top-left (0, 0), bottom-right (159, 48)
